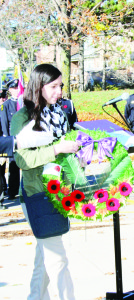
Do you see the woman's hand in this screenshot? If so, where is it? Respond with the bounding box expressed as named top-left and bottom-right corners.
top-left (54, 136), bottom-right (79, 155)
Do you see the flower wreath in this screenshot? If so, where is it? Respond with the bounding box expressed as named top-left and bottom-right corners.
top-left (42, 129), bottom-right (134, 221)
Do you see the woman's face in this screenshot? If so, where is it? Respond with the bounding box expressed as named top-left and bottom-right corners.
top-left (42, 75), bottom-right (62, 107)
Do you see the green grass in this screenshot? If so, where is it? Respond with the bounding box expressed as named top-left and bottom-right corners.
top-left (71, 89), bottom-right (134, 116)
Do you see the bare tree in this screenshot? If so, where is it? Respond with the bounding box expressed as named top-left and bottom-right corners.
top-left (0, 0), bottom-right (97, 96)
top-left (0, 0), bottom-right (133, 94)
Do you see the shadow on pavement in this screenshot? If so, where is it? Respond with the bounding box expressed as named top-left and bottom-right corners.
top-left (2, 195), bottom-right (21, 210)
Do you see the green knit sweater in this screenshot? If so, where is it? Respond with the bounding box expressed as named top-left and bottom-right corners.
top-left (11, 106), bottom-right (56, 202)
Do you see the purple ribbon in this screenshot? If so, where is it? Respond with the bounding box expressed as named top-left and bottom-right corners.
top-left (76, 131), bottom-right (117, 164)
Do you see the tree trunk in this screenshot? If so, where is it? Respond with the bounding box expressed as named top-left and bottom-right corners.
top-left (60, 45), bottom-right (71, 99)
top-left (79, 40), bottom-right (84, 92)
top-left (102, 32), bottom-right (106, 90)
top-left (59, 0), bottom-right (72, 99)
top-left (53, 44), bottom-right (56, 66)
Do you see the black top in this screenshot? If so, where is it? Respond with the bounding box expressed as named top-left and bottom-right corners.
top-left (0, 136), bottom-right (14, 158)
top-left (0, 105), bottom-right (3, 136)
top-left (1, 97), bottom-right (17, 136)
top-left (124, 94), bottom-right (134, 131)
top-left (60, 98), bottom-right (78, 130)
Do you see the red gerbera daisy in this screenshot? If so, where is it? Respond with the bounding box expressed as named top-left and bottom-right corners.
top-left (62, 196), bottom-right (75, 211)
top-left (71, 190), bottom-right (85, 202)
top-left (106, 198), bottom-right (120, 212)
top-left (94, 189), bottom-right (108, 203)
top-left (119, 182), bottom-right (132, 196)
top-left (47, 180), bottom-right (60, 194)
top-left (82, 203), bottom-right (96, 217)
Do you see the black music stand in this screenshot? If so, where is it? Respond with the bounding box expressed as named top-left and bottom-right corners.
top-left (105, 103), bottom-right (134, 299)
top-left (112, 103), bottom-right (133, 133)
top-left (106, 212), bottom-right (134, 299)
top-left (112, 103), bottom-right (134, 155)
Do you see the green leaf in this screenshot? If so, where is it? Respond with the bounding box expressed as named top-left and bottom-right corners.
top-left (61, 153), bottom-right (87, 185)
top-left (102, 156), bottom-right (134, 188)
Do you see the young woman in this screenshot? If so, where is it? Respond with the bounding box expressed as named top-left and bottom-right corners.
top-left (11, 64), bottom-right (79, 300)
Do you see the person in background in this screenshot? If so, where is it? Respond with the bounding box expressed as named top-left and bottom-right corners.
top-left (84, 72), bottom-right (94, 92)
top-left (0, 135), bottom-right (19, 209)
top-left (1, 79), bottom-right (20, 200)
top-left (11, 64), bottom-right (79, 300)
top-left (0, 89), bottom-right (8, 208)
top-left (124, 94), bottom-right (134, 132)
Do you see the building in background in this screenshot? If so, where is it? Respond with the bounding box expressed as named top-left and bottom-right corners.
top-left (1, 35), bottom-right (134, 91)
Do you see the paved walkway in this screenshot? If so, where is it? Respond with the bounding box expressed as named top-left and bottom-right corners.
top-left (1, 196), bottom-right (134, 300)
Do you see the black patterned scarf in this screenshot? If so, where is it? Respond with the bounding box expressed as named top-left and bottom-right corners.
top-left (40, 103), bottom-right (68, 139)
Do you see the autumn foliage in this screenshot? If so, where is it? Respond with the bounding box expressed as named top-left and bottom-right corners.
top-left (77, 111), bottom-right (128, 131)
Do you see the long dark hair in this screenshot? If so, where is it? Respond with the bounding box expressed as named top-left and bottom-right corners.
top-left (24, 64), bottom-right (62, 130)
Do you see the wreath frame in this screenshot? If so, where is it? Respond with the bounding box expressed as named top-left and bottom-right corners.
top-left (42, 129), bottom-right (134, 221)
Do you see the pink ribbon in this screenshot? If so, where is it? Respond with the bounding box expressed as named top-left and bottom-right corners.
top-left (76, 131), bottom-right (117, 164)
